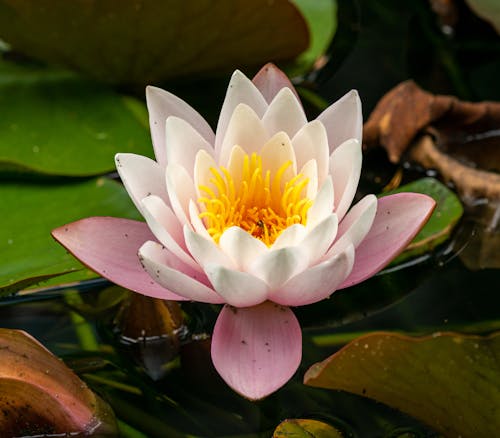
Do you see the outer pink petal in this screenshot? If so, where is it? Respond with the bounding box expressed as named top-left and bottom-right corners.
top-left (252, 63), bottom-right (300, 103)
top-left (269, 244), bottom-right (355, 306)
top-left (139, 241), bottom-right (224, 304)
top-left (339, 193), bottom-right (436, 289)
top-left (146, 86), bottom-right (215, 167)
top-left (211, 302), bottom-right (302, 400)
top-left (317, 89), bottom-right (362, 154)
top-left (51, 217), bottom-right (184, 300)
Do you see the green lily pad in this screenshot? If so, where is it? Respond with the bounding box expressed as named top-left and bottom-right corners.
top-left (0, 178), bottom-right (141, 295)
top-left (305, 331), bottom-right (500, 437)
top-left (0, 0), bottom-right (308, 85)
top-left (0, 58), bottom-right (152, 176)
top-left (385, 177), bottom-right (463, 263)
top-left (288, 0), bottom-right (337, 76)
top-left (273, 418), bottom-right (343, 437)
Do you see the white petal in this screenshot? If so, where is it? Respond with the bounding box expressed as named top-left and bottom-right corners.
top-left (141, 195), bottom-right (200, 271)
top-left (215, 71), bottom-right (268, 158)
top-left (166, 163), bottom-right (197, 226)
top-left (292, 121), bottom-right (329, 186)
top-left (300, 159), bottom-right (318, 200)
top-left (250, 247), bottom-right (308, 290)
top-left (259, 131), bottom-right (296, 183)
top-left (146, 86), bottom-right (215, 167)
top-left (205, 264), bottom-right (269, 307)
top-left (262, 88), bottom-right (307, 138)
top-left (184, 227), bottom-right (234, 270)
top-left (330, 138), bottom-right (362, 221)
top-left (219, 226), bottom-right (268, 270)
top-left (227, 144), bottom-right (247, 190)
top-left (165, 116), bottom-right (213, 177)
top-left (271, 224), bottom-right (307, 249)
top-left (193, 149), bottom-right (218, 199)
top-left (115, 153), bottom-right (169, 216)
top-left (269, 244), bottom-right (355, 306)
top-left (219, 104), bottom-right (268, 167)
top-left (301, 214), bottom-right (338, 265)
top-left (325, 194), bottom-right (377, 258)
top-left (307, 176), bottom-right (334, 228)
top-left (189, 200), bottom-right (211, 240)
top-left (317, 89), bottom-right (362, 154)
top-left (139, 240), bottom-right (223, 304)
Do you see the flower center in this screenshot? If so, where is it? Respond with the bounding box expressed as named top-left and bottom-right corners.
top-left (198, 152), bottom-right (312, 246)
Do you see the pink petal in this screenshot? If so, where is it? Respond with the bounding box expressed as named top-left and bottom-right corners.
top-left (115, 153), bottom-right (169, 215)
top-left (252, 63), bottom-right (300, 103)
top-left (317, 89), bottom-right (362, 154)
top-left (204, 264), bottom-right (269, 307)
top-left (339, 193), bottom-right (436, 289)
top-left (52, 217), bottom-right (184, 300)
top-left (261, 88), bottom-right (307, 139)
top-left (330, 138), bottom-right (362, 221)
top-left (211, 302), bottom-right (302, 400)
top-left (215, 70), bottom-right (268, 158)
top-left (269, 244), bottom-right (355, 306)
top-left (139, 241), bottom-right (224, 304)
top-left (146, 86), bottom-right (215, 167)
top-left (165, 116), bottom-right (214, 177)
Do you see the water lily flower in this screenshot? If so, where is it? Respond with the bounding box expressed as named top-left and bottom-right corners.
top-left (52, 64), bottom-right (435, 400)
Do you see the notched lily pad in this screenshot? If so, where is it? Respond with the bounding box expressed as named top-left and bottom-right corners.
top-left (0, 0), bottom-right (309, 85)
top-left (305, 331), bottom-right (500, 438)
top-left (0, 57), bottom-right (152, 176)
top-left (0, 328), bottom-right (117, 436)
top-left (273, 418), bottom-right (343, 437)
top-left (0, 177), bottom-right (141, 295)
top-left (385, 177), bottom-right (463, 263)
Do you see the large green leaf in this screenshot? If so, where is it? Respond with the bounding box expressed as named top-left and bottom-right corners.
top-left (289, 0), bottom-right (337, 76)
top-left (305, 331), bottom-right (500, 437)
top-left (386, 177), bottom-right (463, 263)
top-left (273, 418), bottom-right (343, 437)
top-left (0, 0), bottom-right (308, 85)
top-left (0, 58), bottom-right (152, 176)
top-left (0, 178), bottom-right (141, 295)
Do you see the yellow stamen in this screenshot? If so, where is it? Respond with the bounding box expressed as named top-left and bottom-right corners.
top-left (198, 151), bottom-right (312, 246)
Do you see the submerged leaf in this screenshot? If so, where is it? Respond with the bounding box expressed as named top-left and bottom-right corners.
top-left (0, 329), bottom-right (117, 436)
top-left (0, 0), bottom-right (308, 85)
top-left (305, 331), bottom-right (500, 438)
top-left (273, 418), bottom-right (343, 437)
top-left (0, 178), bottom-right (140, 295)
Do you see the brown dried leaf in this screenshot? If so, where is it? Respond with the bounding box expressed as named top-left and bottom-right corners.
top-left (0, 329), bottom-right (117, 436)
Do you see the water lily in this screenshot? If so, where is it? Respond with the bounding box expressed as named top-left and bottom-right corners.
top-left (53, 64), bottom-right (435, 400)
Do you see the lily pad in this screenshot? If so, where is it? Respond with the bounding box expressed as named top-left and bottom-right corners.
top-left (0, 0), bottom-right (308, 85)
top-left (305, 331), bottom-right (500, 437)
top-left (0, 178), bottom-right (141, 295)
top-left (273, 418), bottom-right (343, 437)
top-left (0, 58), bottom-right (152, 176)
top-left (385, 177), bottom-right (463, 263)
top-left (288, 0), bottom-right (337, 76)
